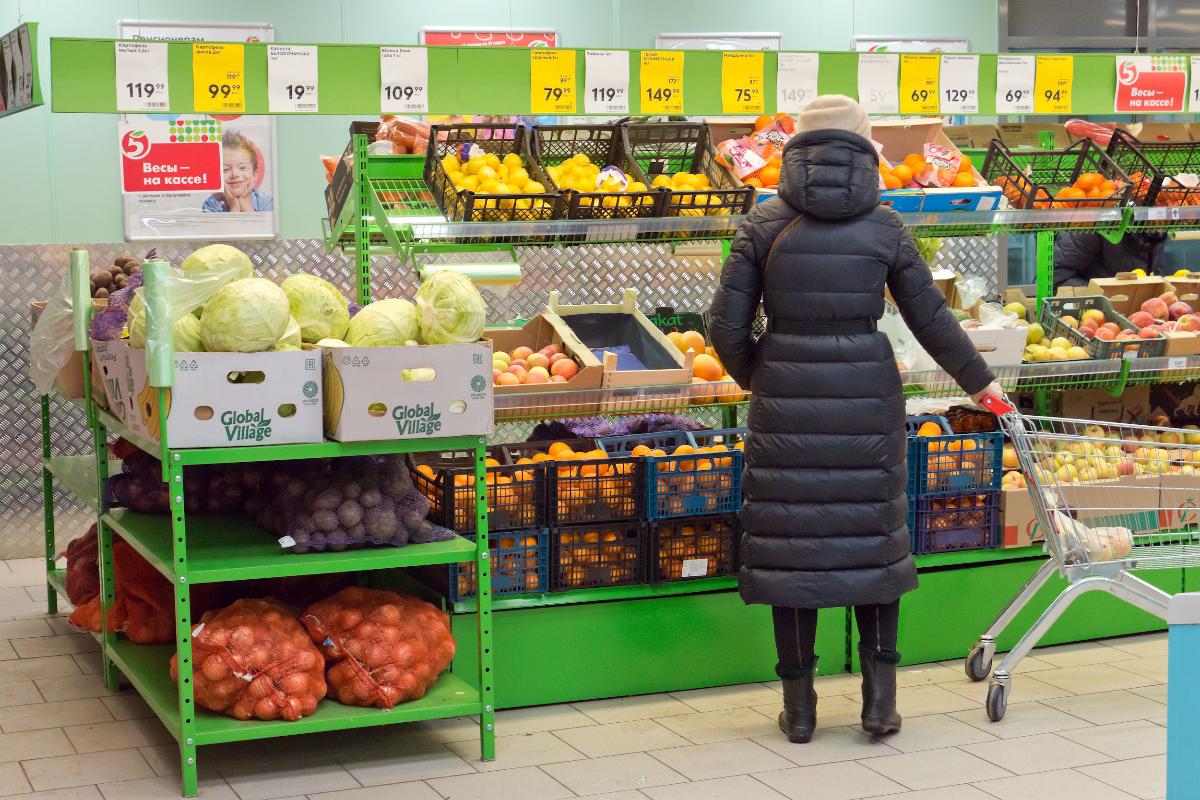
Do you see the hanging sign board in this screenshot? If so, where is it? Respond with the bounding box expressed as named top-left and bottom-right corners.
top-left (776, 52), bottom-right (818, 112)
top-left (721, 51), bottom-right (764, 114)
top-left (117, 20), bottom-right (277, 241)
top-left (419, 28), bottom-right (557, 47)
top-left (530, 49), bottom-right (576, 113)
top-left (858, 52), bottom-right (899, 113)
top-left (0, 22), bottom-right (39, 115)
top-left (996, 54), bottom-right (1035, 114)
top-left (940, 54), bottom-right (979, 114)
top-left (899, 53), bottom-right (939, 114)
top-left (1034, 55), bottom-right (1073, 114)
top-left (114, 42), bottom-right (169, 112)
top-left (640, 50), bottom-right (684, 114)
top-left (584, 50), bottom-right (628, 114)
top-left (1115, 55), bottom-right (1187, 113)
top-left (379, 47), bottom-right (428, 114)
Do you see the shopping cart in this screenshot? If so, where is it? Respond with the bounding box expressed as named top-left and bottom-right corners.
top-left (964, 395), bottom-right (1200, 721)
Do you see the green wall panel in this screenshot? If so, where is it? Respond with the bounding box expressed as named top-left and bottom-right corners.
top-left (452, 591), bottom-right (847, 709)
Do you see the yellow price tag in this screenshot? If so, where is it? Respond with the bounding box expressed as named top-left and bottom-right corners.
top-left (1035, 54), bottom-right (1073, 114)
top-left (530, 49), bottom-right (576, 114)
top-left (721, 51), bottom-right (764, 114)
top-left (192, 43), bottom-right (245, 113)
top-left (899, 54), bottom-right (939, 114)
top-left (640, 50), bottom-right (684, 114)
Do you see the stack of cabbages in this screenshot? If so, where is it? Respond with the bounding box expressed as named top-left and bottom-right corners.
top-left (88, 243), bottom-right (487, 351)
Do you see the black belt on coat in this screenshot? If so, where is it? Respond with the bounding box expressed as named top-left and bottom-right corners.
top-left (767, 318), bottom-right (878, 334)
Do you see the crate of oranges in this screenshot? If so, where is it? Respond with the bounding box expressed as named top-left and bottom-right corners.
top-left (551, 523), bottom-right (645, 591)
top-left (444, 530), bottom-right (549, 602)
top-left (622, 123), bottom-right (756, 225)
top-left (981, 138), bottom-right (1133, 212)
top-left (873, 119), bottom-right (1003, 213)
top-left (907, 416), bottom-right (1004, 499)
top-left (650, 515), bottom-right (739, 582)
top-left (1106, 128), bottom-right (1200, 212)
top-left (531, 125), bottom-right (666, 227)
top-left (601, 432), bottom-right (743, 520)
top-left (499, 440), bottom-right (643, 527)
top-left (410, 447), bottom-right (547, 535)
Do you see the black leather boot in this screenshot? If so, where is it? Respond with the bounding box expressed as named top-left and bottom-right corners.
top-left (859, 645), bottom-right (902, 735)
top-left (777, 656), bottom-right (818, 743)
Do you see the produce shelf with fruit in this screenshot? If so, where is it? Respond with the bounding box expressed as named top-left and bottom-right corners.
top-left (36, 251), bottom-right (498, 797)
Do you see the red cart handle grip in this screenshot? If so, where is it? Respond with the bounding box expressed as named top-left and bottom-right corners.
top-left (980, 394), bottom-right (1016, 416)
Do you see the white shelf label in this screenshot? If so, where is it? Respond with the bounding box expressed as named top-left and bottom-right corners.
top-left (858, 53), bottom-right (899, 114)
top-left (268, 45), bottom-right (318, 113)
top-left (776, 52), bottom-right (819, 113)
top-left (584, 50), bottom-right (628, 114)
top-left (1191, 56), bottom-right (1200, 113)
top-left (380, 47), bottom-right (428, 114)
top-left (996, 55), bottom-right (1035, 114)
top-left (681, 558), bottom-right (710, 578)
top-left (114, 41), bottom-right (169, 112)
top-left (940, 54), bottom-right (979, 114)
top-left (1169, 357), bottom-right (1189, 370)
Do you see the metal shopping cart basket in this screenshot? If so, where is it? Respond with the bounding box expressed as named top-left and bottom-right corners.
top-left (965, 395), bottom-right (1200, 721)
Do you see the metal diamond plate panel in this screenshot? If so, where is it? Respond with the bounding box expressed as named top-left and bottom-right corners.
top-left (1, 234), bottom-right (997, 558)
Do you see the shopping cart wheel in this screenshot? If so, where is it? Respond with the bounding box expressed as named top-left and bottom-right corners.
top-left (986, 682), bottom-right (1008, 722)
top-left (965, 646), bottom-right (992, 682)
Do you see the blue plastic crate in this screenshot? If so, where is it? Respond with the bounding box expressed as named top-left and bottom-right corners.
top-left (906, 417), bottom-right (1003, 499)
top-left (911, 492), bottom-right (1000, 554)
top-left (645, 448), bottom-right (743, 520)
top-left (598, 430), bottom-right (694, 456)
top-left (687, 427), bottom-right (748, 450)
top-left (448, 529), bottom-right (549, 602)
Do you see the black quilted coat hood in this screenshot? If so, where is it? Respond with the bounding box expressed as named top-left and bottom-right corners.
top-left (706, 128), bottom-right (994, 609)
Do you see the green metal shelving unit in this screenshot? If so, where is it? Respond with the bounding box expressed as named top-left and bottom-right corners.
top-left (40, 253), bottom-right (497, 797)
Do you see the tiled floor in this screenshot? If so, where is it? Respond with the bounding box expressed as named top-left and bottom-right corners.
top-left (0, 557), bottom-right (1169, 799)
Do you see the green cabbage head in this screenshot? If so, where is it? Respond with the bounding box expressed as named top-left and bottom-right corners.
top-left (345, 299), bottom-right (420, 346)
top-left (180, 244), bottom-right (254, 281)
top-left (199, 278), bottom-right (291, 352)
top-left (281, 274), bottom-right (350, 343)
top-left (126, 294), bottom-right (204, 352)
top-left (271, 316), bottom-right (302, 351)
top-left (415, 270), bottom-right (486, 344)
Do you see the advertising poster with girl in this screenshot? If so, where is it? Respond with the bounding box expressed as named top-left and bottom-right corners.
top-left (117, 20), bottom-right (277, 240)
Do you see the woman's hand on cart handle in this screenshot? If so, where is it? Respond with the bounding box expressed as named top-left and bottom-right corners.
top-left (971, 382), bottom-right (1014, 415)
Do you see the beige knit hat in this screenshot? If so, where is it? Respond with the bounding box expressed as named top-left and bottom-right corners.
top-left (796, 94), bottom-right (872, 140)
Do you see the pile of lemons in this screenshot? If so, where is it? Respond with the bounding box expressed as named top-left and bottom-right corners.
top-left (650, 172), bottom-right (729, 216)
top-left (545, 153), bottom-right (654, 208)
top-left (441, 151), bottom-right (550, 212)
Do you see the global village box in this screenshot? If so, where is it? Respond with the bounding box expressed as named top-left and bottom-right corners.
top-left (119, 340), bottom-right (324, 448)
top-left (321, 342), bottom-right (494, 442)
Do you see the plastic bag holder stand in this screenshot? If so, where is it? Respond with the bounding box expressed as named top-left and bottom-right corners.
top-left (142, 260), bottom-right (174, 390)
top-left (69, 249), bottom-right (90, 353)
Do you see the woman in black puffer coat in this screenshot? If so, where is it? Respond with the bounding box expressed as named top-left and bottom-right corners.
top-left (708, 95), bottom-right (1001, 744)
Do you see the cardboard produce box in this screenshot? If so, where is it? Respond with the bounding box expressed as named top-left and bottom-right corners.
top-left (1087, 272), bottom-right (1173, 317)
top-left (485, 312), bottom-right (604, 420)
top-left (1167, 272), bottom-right (1200, 303)
top-left (547, 289), bottom-right (694, 389)
top-left (1131, 122), bottom-right (1194, 143)
top-left (872, 118), bottom-right (1002, 213)
top-left (1002, 474), bottom-right (1162, 549)
top-left (1061, 385), bottom-right (1152, 424)
top-left (91, 338), bottom-right (132, 422)
top-left (965, 326), bottom-right (1026, 367)
top-left (943, 124), bottom-right (1000, 149)
top-left (1160, 472), bottom-right (1200, 530)
top-left (118, 340), bottom-right (324, 448)
top-left (1164, 331), bottom-right (1200, 357)
top-left (995, 122), bottom-right (1071, 149)
top-left (322, 342), bottom-right (493, 442)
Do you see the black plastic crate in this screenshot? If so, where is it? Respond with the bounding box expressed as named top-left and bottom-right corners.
top-left (445, 530), bottom-right (549, 601)
top-left (1106, 128), bottom-right (1200, 209)
top-left (650, 515), bottom-right (739, 582)
top-left (531, 124), bottom-right (666, 223)
top-left (424, 123), bottom-right (565, 223)
top-left (981, 138), bottom-right (1133, 212)
top-left (499, 440), bottom-right (644, 526)
top-left (912, 492), bottom-right (1000, 554)
top-left (410, 447), bottom-right (546, 534)
top-left (550, 523), bottom-right (646, 591)
top-left (1039, 295), bottom-right (1167, 360)
top-left (622, 123), bottom-right (755, 222)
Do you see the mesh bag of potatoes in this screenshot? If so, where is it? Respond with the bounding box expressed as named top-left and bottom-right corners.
top-left (170, 598), bottom-right (326, 721)
top-left (302, 587), bottom-right (456, 709)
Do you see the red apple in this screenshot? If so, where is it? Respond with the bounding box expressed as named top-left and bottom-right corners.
top-left (1178, 314), bottom-right (1200, 332)
top-left (549, 374), bottom-right (567, 383)
top-left (511, 346), bottom-right (534, 361)
top-left (1117, 458), bottom-right (1135, 476)
top-left (1170, 301), bottom-right (1194, 320)
top-left (1095, 327), bottom-right (1116, 341)
top-left (549, 352), bottom-right (569, 364)
top-left (508, 358), bottom-right (528, 371)
top-left (1142, 297), bottom-right (1170, 320)
top-left (526, 366), bottom-right (551, 383)
top-left (1161, 291), bottom-right (1179, 305)
top-left (1129, 310), bottom-right (1156, 328)
top-left (550, 359), bottom-right (579, 380)
top-left (1117, 329), bottom-right (1138, 341)
top-left (1139, 326), bottom-right (1164, 339)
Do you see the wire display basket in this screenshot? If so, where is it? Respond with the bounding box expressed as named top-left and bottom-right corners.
top-left (424, 123), bottom-right (566, 224)
top-left (981, 138), bottom-right (1133, 219)
top-left (1106, 128), bottom-right (1200, 209)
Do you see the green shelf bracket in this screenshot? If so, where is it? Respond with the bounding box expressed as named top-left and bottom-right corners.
top-left (1035, 231), bottom-right (1054, 316)
top-left (1107, 358), bottom-right (1133, 398)
top-left (40, 396), bottom-right (56, 617)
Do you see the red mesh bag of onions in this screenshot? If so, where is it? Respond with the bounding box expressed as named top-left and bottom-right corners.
top-left (68, 540), bottom-right (174, 644)
top-left (302, 587), bottom-right (456, 709)
top-left (171, 598), bottom-right (326, 721)
top-left (64, 524), bottom-right (100, 605)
